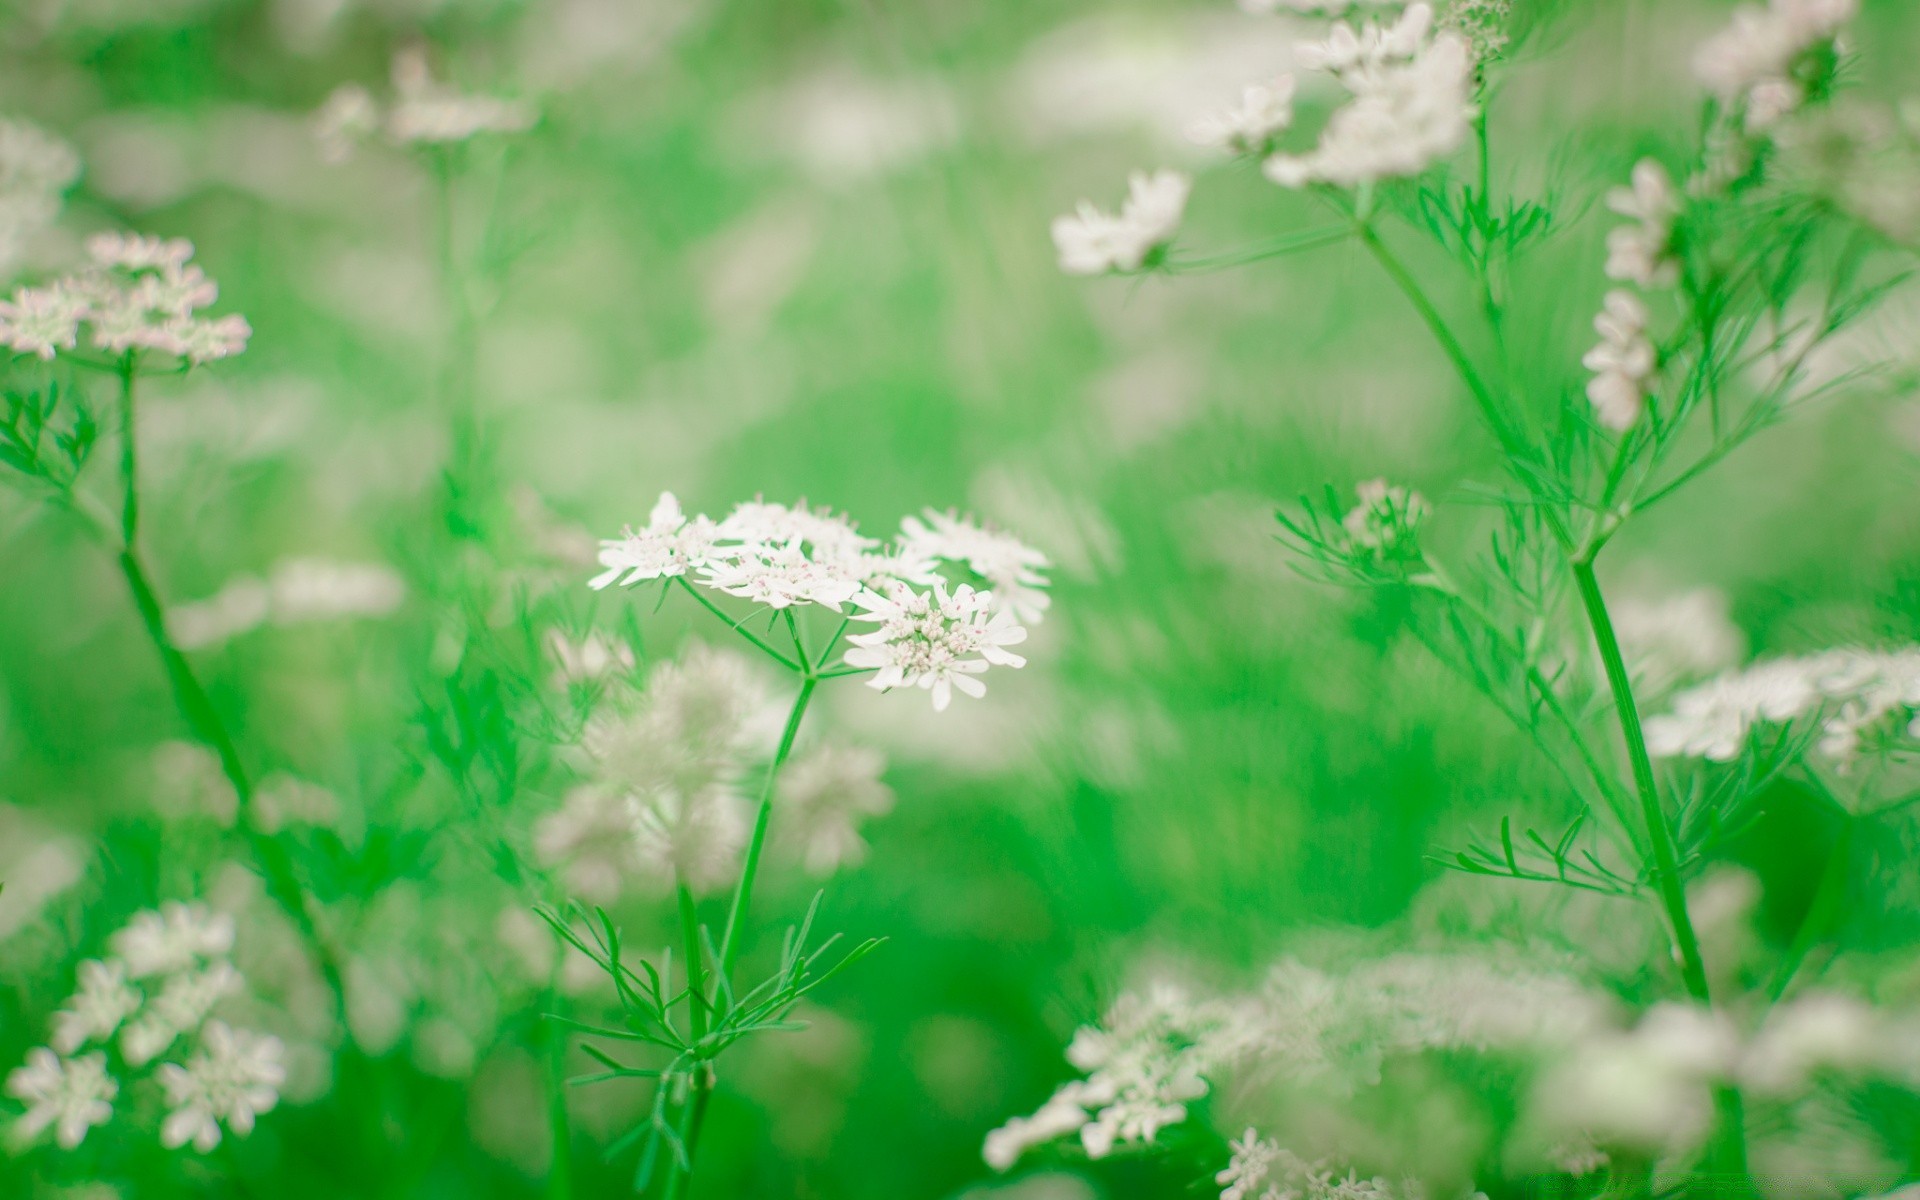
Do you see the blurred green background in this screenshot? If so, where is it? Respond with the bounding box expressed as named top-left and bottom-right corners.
top-left (3, 0), bottom-right (1920, 1196)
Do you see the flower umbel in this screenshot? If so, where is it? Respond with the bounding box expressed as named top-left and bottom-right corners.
top-left (844, 581), bottom-right (1028, 711)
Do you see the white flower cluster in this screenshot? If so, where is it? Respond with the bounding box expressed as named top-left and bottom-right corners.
top-left (315, 48), bottom-right (536, 161)
top-left (1609, 587), bottom-right (1747, 696)
top-left (1341, 478), bottom-right (1430, 556)
top-left (1262, 4), bottom-right (1476, 189)
top-left (536, 644), bottom-right (772, 900)
top-left (985, 953), bottom-right (1604, 1174)
top-left (1188, 78), bottom-right (1297, 157)
top-left (591, 493), bottom-right (1048, 709)
top-left (4, 903), bottom-right (284, 1154)
top-left (1050, 170), bottom-right (1192, 276)
top-left (1645, 645), bottom-right (1920, 766)
top-left (1694, 0), bottom-right (1857, 133)
top-left (0, 118), bottom-right (81, 281)
top-left (0, 233), bottom-right (251, 364)
top-left (774, 742), bottom-right (895, 876)
top-left (1604, 160), bottom-right (1682, 291)
top-left (1582, 289), bottom-right (1657, 432)
top-left (166, 558), bottom-right (407, 651)
top-left (545, 628), bottom-right (637, 689)
top-left (1218, 1130), bottom-right (1413, 1200)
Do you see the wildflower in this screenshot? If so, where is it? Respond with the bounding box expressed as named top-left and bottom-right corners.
top-left (1583, 290), bottom-right (1656, 431)
top-left (111, 902), bottom-right (235, 979)
top-left (1050, 170), bottom-right (1191, 276)
top-left (1342, 478), bottom-right (1429, 555)
top-left (1264, 4), bottom-right (1476, 189)
top-left (699, 537), bottom-right (865, 610)
top-left (1694, 0), bottom-right (1855, 131)
top-left (313, 84), bottom-right (380, 164)
top-left (1742, 992), bottom-right (1882, 1094)
top-left (0, 282), bottom-right (87, 359)
top-left (1604, 159), bottom-right (1682, 289)
top-left (319, 49), bottom-right (535, 158)
top-left (121, 964), bottom-right (245, 1067)
top-left (844, 581), bottom-right (1028, 711)
top-left (1645, 647), bottom-right (1920, 765)
top-left (156, 1021), bottom-right (285, 1153)
top-left (1189, 77), bottom-right (1297, 156)
top-left (0, 118), bottom-right (81, 279)
top-left (628, 782), bottom-right (749, 895)
top-left (546, 628), bottom-right (637, 688)
top-left (982, 1094), bottom-right (1091, 1172)
top-left (168, 559), bottom-right (405, 650)
top-left (49, 960), bottom-right (142, 1055)
top-left (590, 491), bottom-right (721, 589)
top-left (898, 508), bottom-right (1052, 623)
top-left (6, 1049), bottom-right (116, 1150)
top-left (774, 742), bottom-right (895, 875)
top-left (1610, 588), bottom-right (1746, 694)
top-left (1535, 1005), bottom-right (1737, 1156)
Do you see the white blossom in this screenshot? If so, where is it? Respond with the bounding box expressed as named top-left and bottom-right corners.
top-left (168, 559), bottom-right (405, 650)
top-left (1694, 0), bottom-right (1856, 131)
top-left (1189, 77), bottom-right (1297, 155)
top-left (156, 1021), bottom-right (285, 1153)
top-left (1645, 646), bottom-right (1920, 765)
top-left (844, 581), bottom-right (1028, 711)
top-left (0, 233), bottom-right (250, 365)
top-left (1604, 159), bottom-right (1682, 289)
top-left (546, 628), bottom-right (637, 687)
top-left (6, 1049), bottom-right (116, 1150)
top-left (774, 742), bottom-right (895, 875)
top-left (1583, 289), bottom-right (1656, 431)
top-left (0, 282), bottom-right (87, 359)
top-left (1342, 478), bottom-right (1429, 555)
top-left (1050, 170), bottom-right (1191, 276)
top-left (49, 960), bottom-right (142, 1055)
top-left (1264, 4), bottom-right (1476, 189)
top-left (590, 491), bottom-right (721, 589)
top-left (0, 118), bottom-right (80, 281)
top-left (316, 49), bottom-right (535, 158)
top-left (898, 508), bottom-right (1052, 623)
top-left (111, 902), bottom-right (236, 979)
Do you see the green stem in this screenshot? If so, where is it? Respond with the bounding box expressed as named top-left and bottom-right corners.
top-left (112, 365), bottom-right (353, 1034)
top-left (544, 977), bottom-right (575, 1200)
top-left (660, 1070), bottom-right (713, 1200)
top-left (1572, 558), bottom-right (1750, 1186)
top-left (676, 882), bottom-right (711, 1042)
top-left (716, 676), bottom-right (816, 979)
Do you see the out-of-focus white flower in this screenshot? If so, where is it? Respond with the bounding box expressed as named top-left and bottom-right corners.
top-left (0, 283), bottom-right (88, 359)
top-left (50, 960), bottom-right (143, 1056)
top-left (111, 903), bottom-right (236, 980)
top-left (546, 628), bottom-right (637, 688)
top-left (1611, 588), bottom-right (1747, 695)
top-left (590, 491), bottom-right (721, 589)
top-left (1694, 0), bottom-right (1855, 131)
top-left (1188, 77), bottom-right (1296, 155)
top-left (1534, 1004), bottom-right (1736, 1156)
top-left (313, 49), bottom-right (535, 159)
top-left (1342, 478), bottom-right (1429, 555)
top-left (6, 1049), bottom-right (116, 1150)
top-left (983, 1094), bottom-right (1092, 1172)
top-left (898, 509), bottom-right (1052, 624)
top-left (1742, 993), bottom-right (1882, 1094)
top-left (167, 559), bottom-right (405, 650)
top-left (775, 742), bottom-right (895, 875)
top-left (844, 581), bottom-right (1029, 711)
top-left (313, 85), bottom-right (380, 164)
top-left (1264, 4), bottom-right (1475, 189)
top-left (1583, 289), bottom-right (1656, 431)
top-left (1050, 170), bottom-right (1191, 276)
top-left (1605, 159), bottom-right (1682, 289)
top-left (0, 118), bottom-right (81, 282)
top-left (156, 1021), bottom-right (285, 1153)
top-left (1646, 647), bottom-right (1920, 766)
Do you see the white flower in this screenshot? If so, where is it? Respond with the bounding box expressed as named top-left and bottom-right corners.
top-left (590, 491), bottom-right (721, 589)
top-left (983, 1094), bottom-right (1090, 1172)
top-left (1342, 478), bottom-right (1430, 554)
top-left (1583, 289), bottom-right (1657, 431)
top-left (1189, 77), bottom-right (1297, 155)
top-left (898, 508), bottom-right (1052, 623)
top-left (111, 902), bottom-right (236, 979)
top-left (0, 118), bottom-right (80, 280)
top-left (1264, 6), bottom-right (1476, 189)
top-left (0, 283), bottom-right (87, 359)
top-left (49, 960), bottom-right (142, 1055)
top-left (1741, 992), bottom-right (1881, 1094)
top-left (6, 1049), bottom-right (116, 1150)
top-left (1645, 647), bottom-right (1920, 765)
top-left (387, 48), bottom-right (537, 145)
top-left (1693, 0), bottom-right (1855, 128)
top-left (699, 537), bottom-right (865, 610)
top-left (1610, 588), bottom-right (1747, 695)
top-left (626, 782), bottom-right (749, 895)
top-left (86, 232), bottom-right (194, 273)
top-left (1605, 159), bottom-right (1682, 289)
top-left (546, 628), bottom-right (637, 687)
top-left (775, 742), bottom-right (895, 875)
top-left (313, 84), bottom-right (380, 164)
top-left (1050, 170), bottom-right (1191, 276)
top-left (156, 1021), bottom-right (285, 1153)
top-left (844, 581), bottom-right (1028, 711)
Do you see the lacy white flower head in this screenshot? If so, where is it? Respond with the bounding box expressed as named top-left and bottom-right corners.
top-left (0, 117), bottom-right (81, 279)
top-left (1583, 289), bottom-right (1657, 432)
top-left (167, 558), bottom-right (406, 651)
top-left (1605, 159), bottom-right (1682, 289)
top-left (844, 580), bottom-right (1028, 711)
top-left (0, 233), bottom-right (251, 364)
top-left (1050, 170), bottom-right (1191, 276)
top-left (1342, 478), bottom-right (1430, 557)
top-left (1189, 77), bottom-right (1297, 157)
top-left (5, 1049), bottom-right (116, 1150)
top-left (1264, 4), bottom-right (1477, 189)
top-left (111, 902), bottom-right (235, 979)
top-left (1644, 646), bottom-right (1920, 766)
top-left (1694, 0), bottom-right (1856, 133)
top-left (546, 627), bottom-right (637, 689)
top-left (898, 508), bottom-right (1052, 624)
top-left (1533, 1003), bottom-right (1741, 1157)
top-left (1217, 1129), bottom-right (1411, 1200)
top-left (774, 742), bottom-right (895, 875)
top-left (315, 47), bottom-right (536, 160)
top-left (156, 1021), bottom-right (285, 1153)
top-left (50, 959), bottom-right (142, 1056)
top-left (590, 491), bottom-right (721, 589)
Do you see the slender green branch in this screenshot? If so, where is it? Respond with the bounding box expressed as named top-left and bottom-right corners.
top-left (1164, 226), bottom-right (1350, 273)
top-left (545, 971), bottom-right (575, 1200)
top-left (717, 676), bottom-right (817, 979)
top-left (673, 576), bottom-right (801, 671)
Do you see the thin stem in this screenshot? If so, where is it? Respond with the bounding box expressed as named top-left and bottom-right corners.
top-left (116, 353), bottom-right (138, 544)
top-left (674, 577), bottom-right (801, 672)
top-left (716, 676), bottom-right (817, 980)
top-left (660, 1070), bottom-right (713, 1200)
top-left (676, 882), bottom-right (710, 1043)
top-left (544, 974), bottom-right (575, 1200)
top-left (1165, 226), bottom-right (1350, 273)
